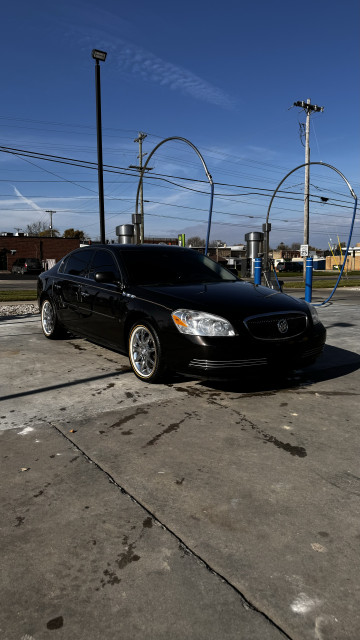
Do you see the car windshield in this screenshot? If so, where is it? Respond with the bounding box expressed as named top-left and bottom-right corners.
top-left (116, 247), bottom-right (238, 286)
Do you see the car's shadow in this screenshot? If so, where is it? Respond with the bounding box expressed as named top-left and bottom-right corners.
top-left (169, 344), bottom-right (360, 394)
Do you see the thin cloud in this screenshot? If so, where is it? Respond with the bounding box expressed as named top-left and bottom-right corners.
top-left (76, 24), bottom-right (236, 111)
top-left (115, 42), bottom-right (236, 110)
top-left (13, 186), bottom-right (43, 212)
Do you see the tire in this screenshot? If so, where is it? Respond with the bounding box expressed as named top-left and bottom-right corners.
top-left (20, 267), bottom-right (25, 275)
top-left (40, 298), bottom-right (65, 339)
top-left (128, 322), bottom-right (165, 382)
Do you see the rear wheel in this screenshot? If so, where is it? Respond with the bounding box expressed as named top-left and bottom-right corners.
top-left (41, 298), bottom-right (65, 339)
top-left (128, 323), bottom-right (165, 382)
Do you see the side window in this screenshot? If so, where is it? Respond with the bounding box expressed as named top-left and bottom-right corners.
top-left (63, 250), bottom-right (94, 277)
top-left (89, 250), bottom-right (120, 281)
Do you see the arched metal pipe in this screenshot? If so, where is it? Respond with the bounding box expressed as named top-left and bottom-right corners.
top-left (265, 161), bottom-right (358, 305)
top-left (135, 136), bottom-right (214, 253)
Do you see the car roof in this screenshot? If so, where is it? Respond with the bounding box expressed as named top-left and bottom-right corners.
top-left (77, 244), bottom-right (182, 252)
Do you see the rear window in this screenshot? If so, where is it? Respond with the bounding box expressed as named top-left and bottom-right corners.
top-left (62, 250), bottom-right (94, 277)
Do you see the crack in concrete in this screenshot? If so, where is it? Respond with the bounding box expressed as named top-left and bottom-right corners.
top-left (49, 420), bottom-right (294, 640)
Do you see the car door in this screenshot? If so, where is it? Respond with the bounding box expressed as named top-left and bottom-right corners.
top-left (54, 249), bottom-right (95, 331)
top-left (79, 248), bottom-right (126, 347)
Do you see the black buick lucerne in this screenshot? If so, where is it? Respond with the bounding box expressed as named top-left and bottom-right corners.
top-left (37, 244), bottom-right (326, 382)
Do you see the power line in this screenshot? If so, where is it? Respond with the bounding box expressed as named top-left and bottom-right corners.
top-left (0, 144), bottom-right (355, 208)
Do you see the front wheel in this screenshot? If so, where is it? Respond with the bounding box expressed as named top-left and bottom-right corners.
top-left (128, 323), bottom-right (165, 382)
top-left (41, 298), bottom-right (65, 339)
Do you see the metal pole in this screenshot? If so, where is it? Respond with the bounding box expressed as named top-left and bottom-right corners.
top-left (135, 137), bottom-right (214, 253)
top-left (45, 210), bottom-right (55, 238)
top-left (266, 161), bottom-right (357, 305)
top-left (254, 258), bottom-right (262, 285)
top-left (293, 99), bottom-right (324, 278)
top-left (305, 256), bottom-right (313, 302)
top-left (138, 134), bottom-right (145, 243)
top-left (304, 99), bottom-right (311, 249)
top-left (95, 59), bottom-right (105, 244)
top-left (262, 222), bottom-right (271, 274)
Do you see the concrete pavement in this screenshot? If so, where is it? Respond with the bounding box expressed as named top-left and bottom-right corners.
top-left (1, 292), bottom-right (360, 639)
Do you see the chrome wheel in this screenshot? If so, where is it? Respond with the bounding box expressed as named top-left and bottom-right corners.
top-left (41, 298), bottom-right (64, 339)
top-left (129, 323), bottom-right (163, 382)
top-left (42, 300), bottom-right (55, 336)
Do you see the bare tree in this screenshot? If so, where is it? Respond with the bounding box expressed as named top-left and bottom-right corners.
top-left (26, 220), bottom-right (59, 237)
top-left (186, 236), bottom-right (205, 247)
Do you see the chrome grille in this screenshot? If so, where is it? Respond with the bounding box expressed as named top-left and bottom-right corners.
top-left (244, 311), bottom-right (308, 341)
top-left (189, 357), bottom-right (268, 370)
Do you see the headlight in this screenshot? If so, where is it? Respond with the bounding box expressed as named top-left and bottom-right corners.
top-left (306, 303), bottom-right (320, 325)
top-left (171, 309), bottom-right (236, 336)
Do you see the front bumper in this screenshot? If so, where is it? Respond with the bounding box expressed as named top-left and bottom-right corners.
top-left (163, 322), bottom-right (326, 378)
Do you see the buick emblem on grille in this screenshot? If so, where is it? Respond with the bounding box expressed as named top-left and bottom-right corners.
top-left (277, 319), bottom-right (288, 334)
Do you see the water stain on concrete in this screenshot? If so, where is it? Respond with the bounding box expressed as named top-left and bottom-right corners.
top-left (262, 433), bottom-right (307, 457)
top-left (143, 517), bottom-right (152, 528)
top-left (116, 538), bottom-right (140, 569)
top-left (101, 569), bottom-right (121, 586)
top-left (144, 416), bottom-right (188, 447)
top-left (69, 342), bottom-right (86, 351)
top-left (33, 482), bottom-right (51, 499)
top-left (233, 409), bottom-right (307, 458)
top-left (46, 616), bottom-right (63, 630)
top-left (108, 408), bottom-right (148, 430)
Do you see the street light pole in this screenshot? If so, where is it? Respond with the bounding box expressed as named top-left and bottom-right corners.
top-left (92, 49), bottom-right (107, 244)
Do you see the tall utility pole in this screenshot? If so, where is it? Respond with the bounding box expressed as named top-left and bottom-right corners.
top-left (129, 132), bottom-right (152, 243)
top-left (45, 210), bottom-right (56, 237)
top-left (293, 99), bottom-right (324, 249)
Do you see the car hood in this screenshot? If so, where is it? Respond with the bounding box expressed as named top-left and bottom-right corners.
top-left (132, 280), bottom-right (308, 320)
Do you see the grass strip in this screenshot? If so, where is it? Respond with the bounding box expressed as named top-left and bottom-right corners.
top-left (1, 277), bottom-right (360, 302)
top-left (0, 290), bottom-right (37, 302)
top-left (283, 279), bottom-right (360, 289)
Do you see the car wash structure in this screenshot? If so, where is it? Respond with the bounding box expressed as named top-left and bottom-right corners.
top-left (262, 161), bottom-right (358, 305)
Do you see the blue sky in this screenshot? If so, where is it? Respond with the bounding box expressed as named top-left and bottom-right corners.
top-left (0, 0), bottom-right (359, 248)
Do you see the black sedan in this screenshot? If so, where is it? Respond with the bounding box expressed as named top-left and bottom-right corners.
top-left (37, 244), bottom-right (326, 382)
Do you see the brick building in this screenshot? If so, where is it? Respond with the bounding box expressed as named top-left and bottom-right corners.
top-left (325, 253), bottom-right (360, 271)
top-left (0, 235), bottom-right (81, 271)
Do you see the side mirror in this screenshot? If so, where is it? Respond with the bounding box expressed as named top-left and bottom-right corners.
top-left (95, 271), bottom-right (119, 284)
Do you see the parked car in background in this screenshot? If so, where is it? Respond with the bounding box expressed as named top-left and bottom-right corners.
top-left (11, 258), bottom-right (43, 275)
top-left (277, 261), bottom-right (303, 272)
top-left (37, 244), bottom-right (326, 383)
